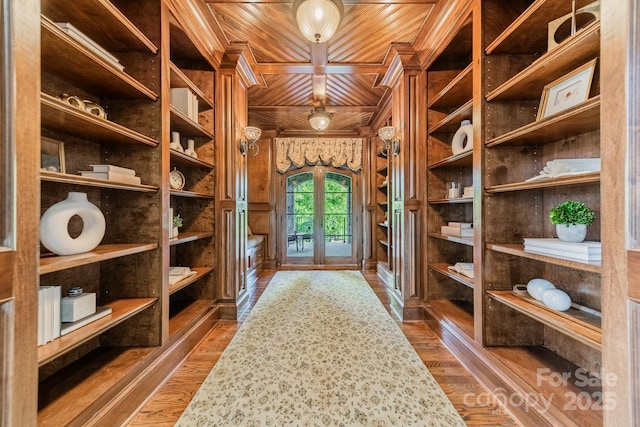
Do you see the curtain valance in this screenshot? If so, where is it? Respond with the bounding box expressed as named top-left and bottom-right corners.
top-left (275, 137), bottom-right (363, 173)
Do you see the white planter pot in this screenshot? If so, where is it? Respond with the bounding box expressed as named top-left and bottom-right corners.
top-left (39, 192), bottom-right (106, 255)
top-left (556, 223), bottom-right (587, 243)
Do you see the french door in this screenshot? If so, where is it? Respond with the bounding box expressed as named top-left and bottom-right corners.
top-left (281, 167), bottom-right (360, 266)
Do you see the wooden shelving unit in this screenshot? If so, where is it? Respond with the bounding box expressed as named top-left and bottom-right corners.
top-left (167, 9), bottom-right (216, 342)
top-left (479, 0), bottom-right (603, 424)
top-left (374, 147), bottom-right (392, 273)
top-left (425, 6), bottom-right (475, 337)
top-left (37, 1), bottom-right (166, 424)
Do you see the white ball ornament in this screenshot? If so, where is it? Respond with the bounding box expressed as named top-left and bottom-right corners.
top-left (542, 289), bottom-right (572, 311)
top-left (526, 278), bottom-right (555, 301)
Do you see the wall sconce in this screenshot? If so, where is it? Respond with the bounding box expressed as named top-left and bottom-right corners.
top-left (308, 107), bottom-right (332, 131)
top-left (292, 0), bottom-right (344, 43)
top-left (240, 126), bottom-right (262, 156)
top-left (378, 126), bottom-right (400, 156)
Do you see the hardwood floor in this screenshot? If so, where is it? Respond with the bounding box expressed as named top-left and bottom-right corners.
top-left (127, 270), bottom-right (519, 426)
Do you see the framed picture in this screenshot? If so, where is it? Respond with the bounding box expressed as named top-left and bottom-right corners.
top-left (537, 58), bottom-right (598, 120)
top-left (41, 137), bottom-right (65, 173)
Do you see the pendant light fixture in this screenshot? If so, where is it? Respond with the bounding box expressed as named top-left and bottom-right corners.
top-left (292, 0), bottom-right (344, 43)
top-left (308, 107), bottom-right (332, 131)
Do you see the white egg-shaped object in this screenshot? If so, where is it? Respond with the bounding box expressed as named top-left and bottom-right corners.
top-left (542, 289), bottom-right (572, 311)
top-left (526, 278), bottom-right (555, 301)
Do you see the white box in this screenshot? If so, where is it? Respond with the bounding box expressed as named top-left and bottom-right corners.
top-left (61, 293), bottom-right (96, 322)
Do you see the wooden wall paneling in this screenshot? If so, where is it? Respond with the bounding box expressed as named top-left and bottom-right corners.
top-left (601, 0), bottom-right (633, 424)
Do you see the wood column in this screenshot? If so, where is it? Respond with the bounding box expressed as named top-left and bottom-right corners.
top-left (380, 45), bottom-right (426, 320)
top-left (216, 45), bottom-right (258, 318)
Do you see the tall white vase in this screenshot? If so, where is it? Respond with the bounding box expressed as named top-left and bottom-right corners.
top-left (170, 131), bottom-right (184, 152)
top-left (39, 192), bottom-right (106, 255)
top-left (185, 139), bottom-right (197, 158)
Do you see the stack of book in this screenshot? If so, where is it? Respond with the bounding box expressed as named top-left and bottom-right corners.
top-left (55, 22), bottom-right (124, 71)
top-left (80, 164), bottom-right (141, 185)
top-left (523, 238), bottom-right (602, 263)
top-left (441, 222), bottom-right (473, 237)
top-left (462, 186), bottom-right (473, 198)
top-left (169, 266), bottom-right (197, 285)
top-left (171, 88), bottom-right (199, 123)
top-left (448, 262), bottom-right (474, 279)
top-left (38, 285), bottom-right (61, 345)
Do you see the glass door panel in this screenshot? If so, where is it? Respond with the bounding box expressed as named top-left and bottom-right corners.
top-left (285, 172), bottom-right (314, 260)
top-left (324, 172), bottom-right (352, 259)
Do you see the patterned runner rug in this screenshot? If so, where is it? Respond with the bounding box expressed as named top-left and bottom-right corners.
top-left (176, 270), bottom-right (466, 426)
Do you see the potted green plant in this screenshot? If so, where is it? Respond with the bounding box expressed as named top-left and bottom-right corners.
top-left (549, 200), bottom-right (595, 242)
top-left (172, 214), bottom-right (183, 239)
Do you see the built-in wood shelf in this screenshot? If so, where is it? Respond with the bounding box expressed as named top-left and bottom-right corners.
top-left (378, 201), bottom-right (388, 207)
top-left (428, 64), bottom-right (473, 110)
top-left (169, 299), bottom-right (214, 337)
top-left (41, 16), bottom-right (157, 100)
top-left (37, 297), bottom-right (157, 366)
top-left (40, 171), bottom-right (158, 193)
top-left (485, 96), bottom-right (600, 147)
top-left (486, 0), bottom-right (597, 55)
top-left (428, 197), bottom-right (473, 204)
top-left (170, 62), bottom-right (215, 109)
top-left (486, 172), bottom-right (600, 193)
top-left (429, 100), bottom-right (473, 135)
top-left (429, 263), bottom-right (474, 289)
top-left (169, 267), bottom-right (213, 295)
top-left (487, 243), bottom-right (601, 273)
top-left (38, 344), bottom-right (157, 426)
top-left (170, 149), bottom-right (215, 169)
top-left (40, 243), bottom-right (158, 274)
top-left (486, 346), bottom-right (602, 426)
top-left (378, 182), bottom-right (388, 191)
top-left (41, 0), bottom-right (158, 53)
top-left (170, 106), bottom-right (214, 139)
top-left (428, 299), bottom-right (474, 339)
top-left (41, 93), bottom-right (158, 147)
top-left (376, 165), bottom-right (388, 175)
top-left (488, 290), bottom-right (601, 350)
top-left (169, 231), bottom-right (215, 246)
top-left (427, 150), bottom-right (473, 169)
top-left (486, 21), bottom-right (600, 101)
top-left (378, 239), bottom-right (390, 248)
top-left (169, 189), bottom-right (215, 199)
top-left (428, 232), bottom-right (474, 247)
top-left (378, 222), bottom-right (389, 228)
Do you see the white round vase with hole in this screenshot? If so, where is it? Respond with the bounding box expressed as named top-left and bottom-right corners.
top-left (39, 192), bottom-right (106, 256)
top-left (451, 120), bottom-right (473, 155)
top-left (556, 223), bottom-right (587, 243)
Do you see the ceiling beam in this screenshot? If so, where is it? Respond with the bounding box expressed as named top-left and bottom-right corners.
top-left (249, 105), bottom-right (378, 112)
top-left (204, 0), bottom-right (437, 4)
top-left (254, 63), bottom-right (387, 74)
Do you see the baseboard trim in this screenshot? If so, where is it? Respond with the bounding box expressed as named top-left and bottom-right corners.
top-left (85, 305), bottom-right (220, 427)
top-left (422, 304), bottom-right (573, 427)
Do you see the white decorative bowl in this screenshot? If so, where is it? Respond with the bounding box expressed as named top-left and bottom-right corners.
top-left (526, 278), bottom-right (555, 301)
top-left (542, 289), bottom-right (572, 311)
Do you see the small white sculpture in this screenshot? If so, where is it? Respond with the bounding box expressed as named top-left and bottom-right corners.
top-left (170, 131), bottom-right (184, 152)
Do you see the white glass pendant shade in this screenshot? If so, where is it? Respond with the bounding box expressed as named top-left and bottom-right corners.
top-left (308, 107), bottom-right (332, 130)
top-left (293, 0), bottom-right (343, 43)
top-left (244, 126), bottom-right (262, 143)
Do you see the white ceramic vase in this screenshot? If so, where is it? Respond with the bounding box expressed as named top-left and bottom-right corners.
top-left (185, 139), bottom-right (197, 158)
top-left (39, 192), bottom-right (106, 256)
top-left (542, 289), bottom-right (572, 311)
top-left (172, 226), bottom-right (179, 239)
top-left (556, 223), bottom-right (587, 243)
top-left (451, 119), bottom-right (473, 155)
top-left (170, 131), bottom-right (184, 152)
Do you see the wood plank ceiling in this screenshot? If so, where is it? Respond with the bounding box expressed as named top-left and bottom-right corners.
top-left (201, 0), bottom-right (440, 135)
